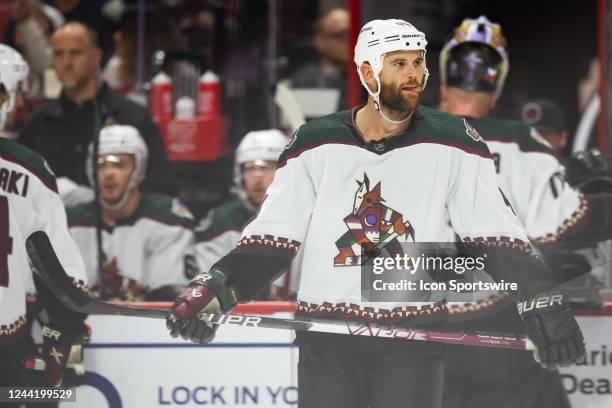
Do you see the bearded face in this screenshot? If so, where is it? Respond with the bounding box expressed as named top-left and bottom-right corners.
top-left (379, 75), bottom-right (423, 113)
top-left (369, 49), bottom-right (426, 114)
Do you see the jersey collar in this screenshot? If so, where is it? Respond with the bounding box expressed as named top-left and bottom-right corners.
top-left (342, 105), bottom-right (424, 155)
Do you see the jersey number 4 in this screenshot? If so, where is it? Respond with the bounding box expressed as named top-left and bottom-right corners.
top-left (0, 196), bottom-right (12, 287)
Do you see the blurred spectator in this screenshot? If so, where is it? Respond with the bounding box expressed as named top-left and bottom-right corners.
top-left (288, 7), bottom-right (349, 111)
top-left (194, 129), bottom-right (297, 299)
top-left (520, 99), bottom-right (568, 156)
top-left (50, 0), bottom-right (115, 63)
top-left (68, 125), bottom-right (195, 301)
top-left (3, 0), bottom-right (64, 97)
top-left (18, 21), bottom-right (175, 205)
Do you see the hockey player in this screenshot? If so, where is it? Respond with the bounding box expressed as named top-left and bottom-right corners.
top-left (67, 125), bottom-right (195, 300)
top-left (438, 15), bottom-right (608, 408)
top-left (167, 19), bottom-right (585, 407)
top-left (193, 129), bottom-right (297, 299)
top-left (0, 44), bottom-right (89, 391)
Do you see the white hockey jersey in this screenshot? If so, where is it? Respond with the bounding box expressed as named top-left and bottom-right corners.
top-left (0, 139), bottom-right (87, 344)
top-left (444, 118), bottom-right (590, 319)
top-left (67, 193), bottom-right (195, 297)
top-left (228, 106), bottom-right (534, 324)
top-left (475, 117), bottom-right (587, 243)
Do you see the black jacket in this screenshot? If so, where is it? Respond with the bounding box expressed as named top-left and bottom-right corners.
top-left (18, 83), bottom-right (175, 194)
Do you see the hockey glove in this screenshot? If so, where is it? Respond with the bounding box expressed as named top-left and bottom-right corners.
top-left (166, 269), bottom-right (237, 344)
top-left (26, 323), bottom-right (91, 387)
top-left (517, 293), bottom-right (586, 370)
top-left (40, 324), bottom-right (80, 387)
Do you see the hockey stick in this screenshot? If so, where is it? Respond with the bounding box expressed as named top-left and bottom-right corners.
top-left (274, 81), bottom-right (306, 133)
top-left (26, 231), bottom-right (535, 351)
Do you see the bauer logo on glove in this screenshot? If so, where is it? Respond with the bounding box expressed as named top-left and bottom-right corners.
top-left (517, 294), bottom-right (563, 314)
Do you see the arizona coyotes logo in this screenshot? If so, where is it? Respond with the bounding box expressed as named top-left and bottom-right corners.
top-left (334, 174), bottom-right (415, 266)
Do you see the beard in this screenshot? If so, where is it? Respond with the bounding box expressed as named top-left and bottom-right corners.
top-left (379, 77), bottom-right (422, 113)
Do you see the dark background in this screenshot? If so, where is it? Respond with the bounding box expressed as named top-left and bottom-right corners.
top-left (280, 0), bottom-right (597, 140)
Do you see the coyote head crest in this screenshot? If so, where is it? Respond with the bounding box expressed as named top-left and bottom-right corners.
top-left (353, 174), bottom-right (385, 216)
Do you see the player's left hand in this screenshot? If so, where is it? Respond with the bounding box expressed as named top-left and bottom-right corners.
top-left (518, 293), bottom-right (586, 370)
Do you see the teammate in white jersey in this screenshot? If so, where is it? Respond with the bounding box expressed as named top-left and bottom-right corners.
top-left (194, 129), bottom-right (297, 298)
top-left (67, 125), bottom-right (195, 300)
top-left (438, 15), bottom-right (604, 408)
top-left (167, 19), bottom-right (585, 407)
top-left (0, 44), bottom-right (89, 391)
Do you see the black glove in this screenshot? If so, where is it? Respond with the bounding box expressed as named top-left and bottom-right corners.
top-left (24, 323), bottom-right (90, 387)
top-left (517, 293), bottom-right (586, 370)
top-left (166, 269), bottom-right (237, 344)
top-left (40, 324), bottom-right (79, 387)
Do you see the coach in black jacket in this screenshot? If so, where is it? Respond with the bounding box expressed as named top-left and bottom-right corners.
top-left (18, 21), bottom-right (175, 196)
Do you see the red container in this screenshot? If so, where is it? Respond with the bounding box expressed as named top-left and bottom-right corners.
top-left (197, 70), bottom-right (221, 117)
top-left (156, 116), bottom-right (226, 162)
top-left (150, 72), bottom-right (173, 119)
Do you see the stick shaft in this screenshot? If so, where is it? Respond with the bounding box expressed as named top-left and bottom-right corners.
top-left (26, 231), bottom-right (534, 351)
top-left (81, 300), bottom-right (534, 350)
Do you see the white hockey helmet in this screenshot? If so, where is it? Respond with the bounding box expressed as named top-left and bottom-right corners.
top-left (354, 19), bottom-right (429, 112)
top-left (233, 129), bottom-right (288, 198)
top-left (0, 44), bottom-right (29, 130)
top-left (439, 15), bottom-right (509, 97)
top-left (86, 125), bottom-right (149, 209)
top-left (235, 129), bottom-right (288, 164)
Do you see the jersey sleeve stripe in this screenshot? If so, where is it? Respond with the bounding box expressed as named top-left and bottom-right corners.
top-left (532, 193), bottom-right (590, 244)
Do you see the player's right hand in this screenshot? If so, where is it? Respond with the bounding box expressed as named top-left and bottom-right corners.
top-left (517, 293), bottom-right (586, 370)
top-left (166, 270), bottom-right (237, 344)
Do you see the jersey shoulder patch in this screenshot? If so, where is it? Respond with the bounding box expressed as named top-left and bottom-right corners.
top-left (195, 198), bottom-right (253, 242)
top-left (410, 106), bottom-right (492, 158)
top-left (67, 202), bottom-right (96, 227)
top-left (279, 111), bottom-right (356, 165)
top-left (0, 138), bottom-right (58, 192)
top-left (139, 193), bottom-right (195, 227)
top-left (474, 117), bottom-right (555, 155)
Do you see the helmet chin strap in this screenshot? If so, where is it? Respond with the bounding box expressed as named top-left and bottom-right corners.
top-left (100, 185), bottom-right (134, 211)
top-left (370, 75), bottom-right (418, 125)
top-left (374, 98), bottom-right (413, 124)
